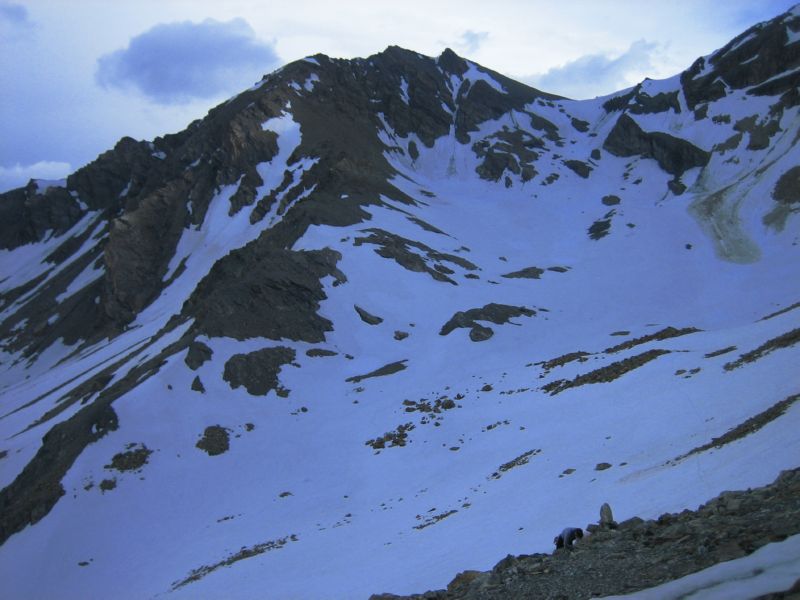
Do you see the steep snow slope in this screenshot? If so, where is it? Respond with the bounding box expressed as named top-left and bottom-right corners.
top-left (1, 7), bottom-right (799, 599)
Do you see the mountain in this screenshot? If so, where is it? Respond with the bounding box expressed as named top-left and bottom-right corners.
top-left (1, 5), bottom-right (799, 599)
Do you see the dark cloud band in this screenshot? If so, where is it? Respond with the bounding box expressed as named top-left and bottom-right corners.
top-left (0, 2), bottom-right (32, 26)
top-left (95, 18), bottom-right (280, 104)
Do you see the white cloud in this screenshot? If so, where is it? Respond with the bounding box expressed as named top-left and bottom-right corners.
top-left (0, 161), bottom-right (72, 193)
top-left (526, 39), bottom-right (659, 99)
top-left (458, 30), bottom-right (489, 55)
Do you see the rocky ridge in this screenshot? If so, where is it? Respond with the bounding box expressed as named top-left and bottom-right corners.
top-left (0, 5), bottom-right (799, 599)
top-left (370, 468), bottom-right (800, 600)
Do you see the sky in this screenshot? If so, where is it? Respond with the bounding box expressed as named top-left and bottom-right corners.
top-left (0, 0), bottom-right (797, 192)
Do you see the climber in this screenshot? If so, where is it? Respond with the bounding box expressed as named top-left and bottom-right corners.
top-left (554, 526), bottom-right (583, 550)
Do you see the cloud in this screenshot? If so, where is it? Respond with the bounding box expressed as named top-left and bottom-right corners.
top-left (95, 18), bottom-right (280, 104)
top-left (0, 1), bottom-right (33, 37)
top-left (0, 161), bottom-right (72, 193)
top-left (0, 2), bottom-right (30, 25)
top-left (458, 30), bottom-right (489, 54)
top-left (527, 39), bottom-right (659, 99)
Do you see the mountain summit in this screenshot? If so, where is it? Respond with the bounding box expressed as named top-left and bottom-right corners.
top-left (1, 6), bottom-right (800, 599)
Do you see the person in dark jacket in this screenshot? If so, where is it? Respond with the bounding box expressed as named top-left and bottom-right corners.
top-left (554, 527), bottom-right (583, 550)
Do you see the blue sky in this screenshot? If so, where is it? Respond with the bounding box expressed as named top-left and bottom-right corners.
top-left (0, 0), bottom-right (797, 191)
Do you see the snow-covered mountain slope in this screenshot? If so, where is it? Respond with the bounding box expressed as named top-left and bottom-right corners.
top-left (1, 6), bottom-right (799, 599)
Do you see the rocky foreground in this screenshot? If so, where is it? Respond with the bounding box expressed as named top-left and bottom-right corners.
top-left (371, 468), bottom-right (800, 599)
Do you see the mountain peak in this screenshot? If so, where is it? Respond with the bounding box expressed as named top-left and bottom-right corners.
top-left (437, 47), bottom-right (468, 75)
top-left (1, 6), bottom-right (800, 600)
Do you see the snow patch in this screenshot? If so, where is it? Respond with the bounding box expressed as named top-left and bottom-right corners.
top-left (399, 77), bottom-right (410, 104)
top-left (728, 31), bottom-right (758, 54)
top-left (463, 61), bottom-right (507, 95)
top-left (303, 73), bottom-right (320, 92)
top-left (55, 263), bottom-right (103, 304)
top-left (606, 534), bottom-right (800, 599)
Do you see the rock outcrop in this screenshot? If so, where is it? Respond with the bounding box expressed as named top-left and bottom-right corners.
top-left (370, 468), bottom-right (800, 599)
top-left (603, 113), bottom-right (710, 178)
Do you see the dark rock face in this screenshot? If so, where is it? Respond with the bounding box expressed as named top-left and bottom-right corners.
top-left (346, 360), bottom-right (408, 383)
top-left (563, 159), bottom-right (592, 178)
top-left (601, 194), bottom-right (621, 206)
top-left (196, 425), bottom-right (231, 456)
top-left (473, 129), bottom-right (540, 183)
top-left (185, 341), bottom-right (213, 370)
top-left (354, 228), bottom-right (477, 285)
top-left (602, 85), bottom-right (680, 115)
top-left (364, 46), bottom-right (558, 148)
top-left (681, 8), bottom-right (800, 109)
top-left (306, 348), bottom-right (338, 357)
top-left (440, 304), bottom-right (536, 340)
top-left (501, 267), bottom-right (544, 280)
top-left (183, 245), bottom-right (344, 343)
top-left (733, 114), bottom-right (783, 151)
top-left (588, 211), bottom-right (614, 240)
top-left (773, 166), bottom-right (800, 204)
top-left (369, 467), bottom-right (800, 600)
top-left (0, 401), bottom-right (118, 546)
top-left (570, 117), bottom-right (589, 132)
top-left (102, 180), bottom-right (191, 325)
top-left (543, 349), bottom-right (671, 395)
top-left (667, 179), bottom-right (687, 195)
top-left (191, 376), bottom-right (206, 393)
top-left (67, 136), bottom-right (173, 213)
top-left (355, 305), bottom-right (384, 325)
top-left (0, 184), bottom-right (84, 251)
top-left (105, 444), bottom-right (152, 472)
top-left (603, 113), bottom-right (711, 177)
top-left (223, 347), bottom-right (296, 396)
top-left (0, 242), bottom-right (106, 359)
